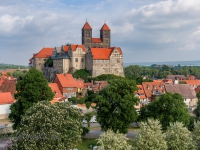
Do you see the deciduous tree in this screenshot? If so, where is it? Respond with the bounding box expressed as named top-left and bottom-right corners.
top-left (9, 101), bottom-right (82, 150)
top-left (132, 119), bottom-right (167, 150)
top-left (139, 92), bottom-right (190, 130)
top-left (165, 122), bottom-right (196, 150)
top-left (97, 129), bottom-right (131, 150)
top-left (9, 68), bottom-right (54, 129)
top-left (95, 78), bottom-right (139, 133)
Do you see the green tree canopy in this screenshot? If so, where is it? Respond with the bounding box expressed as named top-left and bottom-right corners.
top-left (44, 58), bottom-right (53, 67)
top-left (72, 69), bottom-right (90, 82)
top-left (95, 78), bottom-right (139, 133)
top-left (165, 122), bottom-right (196, 150)
top-left (132, 119), bottom-right (167, 150)
top-left (10, 101), bottom-right (82, 150)
top-left (9, 68), bottom-right (54, 129)
top-left (92, 74), bottom-right (123, 81)
top-left (97, 129), bottom-right (132, 150)
top-left (193, 121), bottom-right (200, 148)
top-left (139, 92), bottom-right (190, 130)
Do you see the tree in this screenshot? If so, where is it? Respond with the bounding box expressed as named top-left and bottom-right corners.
top-left (139, 92), bottom-right (190, 130)
top-left (44, 58), bottom-right (53, 67)
top-left (92, 74), bottom-right (123, 81)
top-left (165, 122), bottom-right (196, 150)
top-left (97, 129), bottom-right (132, 150)
top-left (9, 101), bottom-right (82, 150)
top-left (12, 70), bottom-right (25, 78)
top-left (179, 81), bottom-right (187, 84)
top-left (95, 78), bottom-right (139, 133)
top-left (72, 69), bottom-right (90, 82)
top-left (85, 90), bottom-right (97, 109)
top-left (84, 112), bottom-right (94, 128)
top-left (193, 121), bottom-right (200, 148)
top-left (195, 91), bottom-right (200, 117)
top-left (132, 119), bottom-right (167, 150)
top-left (9, 68), bottom-right (54, 129)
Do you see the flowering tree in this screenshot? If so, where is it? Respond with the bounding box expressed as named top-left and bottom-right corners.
top-left (97, 129), bottom-right (132, 150)
top-left (10, 101), bottom-right (82, 150)
top-left (193, 121), bottom-right (200, 148)
top-left (132, 119), bottom-right (167, 150)
top-left (165, 122), bottom-right (196, 150)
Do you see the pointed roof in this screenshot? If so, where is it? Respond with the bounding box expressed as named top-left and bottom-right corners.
top-left (82, 21), bottom-right (92, 30)
top-left (100, 23), bottom-right (111, 31)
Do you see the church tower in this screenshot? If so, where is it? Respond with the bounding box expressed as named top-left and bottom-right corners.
top-left (82, 21), bottom-right (92, 50)
top-left (100, 23), bottom-right (111, 48)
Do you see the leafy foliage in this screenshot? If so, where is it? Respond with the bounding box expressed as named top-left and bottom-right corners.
top-left (68, 97), bottom-right (77, 104)
top-left (132, 119), bottom-right (167, 150)
top-left (9, 68), bottom-right (54, 129)
top-left (12, 70), bottom-right (26, 78)
top-left (44, 58), bottom-right (53, 67)
top-left (72, 69), bottom-right (90, 82)
top-left (10, 101), bottom-right (82, 150)
top-left (84, 112), bottom-right (94, 128)
top-left (139, 92), bottom-right (190, 130)
top-left (193, 121), bottom-right (200, 148)
top-left (92, 74), bottom-right (123, 81)
top-left (97, 129), bottom-right (132, 150)
top-left (95, 78), bottom-right (139, 133)
top-left (85, 90), bottom-right (97, 109)
top-left (165, 122), bottom-right (196, 150)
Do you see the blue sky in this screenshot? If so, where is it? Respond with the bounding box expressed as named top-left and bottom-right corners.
top-left (0, 0), bottom-right (200, 65)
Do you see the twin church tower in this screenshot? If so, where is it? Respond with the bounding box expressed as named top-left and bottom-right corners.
top-left (82, 21), bottom-right (111, 50)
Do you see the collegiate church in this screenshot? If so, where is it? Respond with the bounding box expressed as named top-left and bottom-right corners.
top-left (29, 21), bottom-right (124, 78)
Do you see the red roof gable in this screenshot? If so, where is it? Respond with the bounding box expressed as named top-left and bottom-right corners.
top-left (35, 47), bottom-right (54, 58)
top-left (0, 80), bottom-right (16, 95)
top-left (82, 22), bottom-right (92, 30)
top-left (76, 81), bottom-right (84, 88)
top-left (91, 47), bottom-right (122, 60)
top-left (0, 92), bottom-right (14, 104)
top-left (71, 44), bottom-right (86, 52)
top-left (63, 45), bottom-right (69, 52)
top-left (56, 74), bottom-right (77, 88)
top-left (100, 23), bottom-right (111, 31)
top-left (48, 83), bottom-right (62, 98)
top-left (92, 38), bottom-right (102, 43)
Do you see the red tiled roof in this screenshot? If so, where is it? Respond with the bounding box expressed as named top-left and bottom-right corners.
top-left (183, 80), bottom-right (200, 85)
top-left (142, 82), bottom-right (165, 98)
top-left (100, 23), bottom-right (111, 31)
top-left (0, 92), bottom-right (14, 104)
top-left (34, 47), bottom-right (54, 58)
top-left (71, 44), bottom-right (86, 52)
top-left (63, 45), bottom-right (69, 52)
top-left (76, 81), bottom-right (84, 88)
top-left (48, 83), bottom-right (62, 98)
top-left (91, 47), bottom-right (122, 60)
top-left (136, 85), bottom-right (147, 99)
top-left (82, 21), bottom-right (92, 30)
top-left (56, 74), bottom-right (77, 87)
top-left (0, 80), bottom-right (16, 95)
top-left (92, 38), bottom-right (102, 43)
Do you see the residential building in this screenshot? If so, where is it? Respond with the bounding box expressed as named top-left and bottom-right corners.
top-left (142, 82), bottom-right (165, 101)
top-left (165, 84), bottom-right (198, 110)
top-left (135, 85), bottom-right (148, 110)
top-left (0, 92), bottom-right (15, 119)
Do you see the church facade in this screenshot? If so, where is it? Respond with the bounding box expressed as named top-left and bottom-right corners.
top-left (29, 21), bottom-right (124, 78)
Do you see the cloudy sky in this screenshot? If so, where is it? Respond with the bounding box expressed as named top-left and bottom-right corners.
top-left (1, 0), bottom-right (200, 66)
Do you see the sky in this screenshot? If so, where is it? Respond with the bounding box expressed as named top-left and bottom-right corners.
top-left (1, 0), bottom-right (200, 66)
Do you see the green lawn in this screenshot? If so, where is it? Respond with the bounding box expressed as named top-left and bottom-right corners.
top-left (76, 138), bottom-right (98, 150)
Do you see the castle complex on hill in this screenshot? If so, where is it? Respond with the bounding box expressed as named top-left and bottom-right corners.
top-left (29, 21), bottom-right (124, 80)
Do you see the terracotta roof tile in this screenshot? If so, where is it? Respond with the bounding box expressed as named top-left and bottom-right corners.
top-left (48, 83), bottom-right (62, 98)
top-left (0, 80), bottom-right (16, 95)
top-left (142, 82), bottom-right (165, 98)
top-left (35, 47), bottom-right (54, 58)
top-left (63, 45), bottom-right (69, 52)
top-left (183, 80), bottom-right (200, 85)
top-left (91, 47), bottom-right (122, 60)
top-left (55, 74), bottom-right (77, 87)
top-left (136, 85), bottom-right (147, 99)
top-left (0, 92), bottom-right (14, 104)
top-left (76, 81), bottom-right (84, 88)
top-left (71, 44), bottom-right (86, 52)
top-left (82, 21), bottom-right (92, 30)
top-left (92, 38), bottom-right (102, 43)
top-left (100, 23), bottom-right (111, 31)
